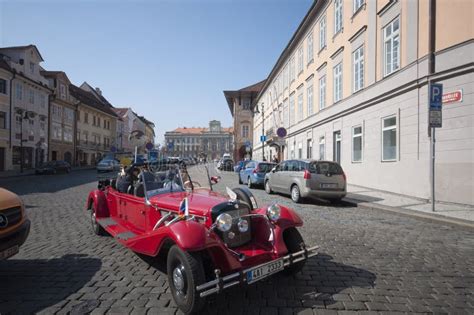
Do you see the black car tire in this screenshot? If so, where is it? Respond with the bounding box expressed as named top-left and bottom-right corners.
top-left (265, 180), bottom-right (273, 194)
top-left (90, 204), bottom-right (106, 236)
top-left (247, 177), bottom-right (253, 188)
top-left (291, 185), bottom-right (301, 203)
top-left (283, 227), bottom-right (306, 275)
top-left (167, 245), bottom-right (206, 314)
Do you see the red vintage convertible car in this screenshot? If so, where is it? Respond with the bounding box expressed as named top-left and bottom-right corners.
top-left (87, 164), bottom-right (318, 314)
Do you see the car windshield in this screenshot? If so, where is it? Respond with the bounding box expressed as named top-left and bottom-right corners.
top-left (309, 162), bottom-right (343, 175)
top-left (258, 162), bottom-right (276, 173)
top-left (144, 163), bottom-right (212, 198)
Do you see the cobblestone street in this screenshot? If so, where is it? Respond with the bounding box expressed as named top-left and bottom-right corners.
top-left (0, 167), bottom-right (473, 314)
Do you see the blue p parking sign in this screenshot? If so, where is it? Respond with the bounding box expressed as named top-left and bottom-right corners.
top-left (429, 83), bottom-right (443, 128)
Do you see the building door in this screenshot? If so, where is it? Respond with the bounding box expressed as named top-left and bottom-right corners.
top-left (0, 147), bottom-right (4, 171)
top-left (64, 152), bottom-right (72, 164)
top-left (333, 131), bottom-right (341, 164)
top-left (52, 151), bottom-right (57, 161)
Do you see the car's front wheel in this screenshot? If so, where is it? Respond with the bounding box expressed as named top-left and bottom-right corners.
top-left (283, 227), bottom-right (306, 275)
top-left (167, 245), bottom-right (206, 314)
top-left (90, 204), bottom-right (106, 236)
top-left (247, 177), bottom-right (253, 188)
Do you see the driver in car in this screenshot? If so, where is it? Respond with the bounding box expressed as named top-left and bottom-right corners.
top-left (163, 167), bottom-right (183, 191)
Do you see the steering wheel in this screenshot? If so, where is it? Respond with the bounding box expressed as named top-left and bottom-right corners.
top-left (184, 180), bottom-right (201, 189)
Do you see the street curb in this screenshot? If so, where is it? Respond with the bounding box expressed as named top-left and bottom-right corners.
top-left (0, 167), bottom-right (95, 179)
top-left (344, 197), bottom-right (474, 231)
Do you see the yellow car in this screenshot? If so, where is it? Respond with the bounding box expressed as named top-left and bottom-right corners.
top-left (0, 188), bottom-right (30, 260)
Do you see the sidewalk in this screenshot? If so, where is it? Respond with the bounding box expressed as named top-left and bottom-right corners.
top-left (0, 166), bottom-right (95, 178)
top-left (345, 184), bottom-right (474, 228)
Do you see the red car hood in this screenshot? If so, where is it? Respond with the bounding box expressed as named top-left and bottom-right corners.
top-left (149, 189), bottom-right (229, 217)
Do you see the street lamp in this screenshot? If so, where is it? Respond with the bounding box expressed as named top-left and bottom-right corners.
top-left (254, 103), bottom-right (265, 161)
top-left (16, 108), bottom-right (36, 173)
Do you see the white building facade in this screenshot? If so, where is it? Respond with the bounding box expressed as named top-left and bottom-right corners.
top-left (253, 0), bottom-right (473, 205)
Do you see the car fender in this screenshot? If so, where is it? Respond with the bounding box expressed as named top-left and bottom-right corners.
top-left (86, 189), bottom-right (109, 218)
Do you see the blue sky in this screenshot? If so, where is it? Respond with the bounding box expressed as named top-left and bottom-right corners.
top-left (0, 0), bottom-right (312, 143)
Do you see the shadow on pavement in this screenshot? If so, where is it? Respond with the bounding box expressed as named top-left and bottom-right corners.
top-left (0, 170), bottom-right (98, 196)
top-left (0, 254), bottom-right (101, 314)
top-left (204, 252), bottom-right (376, 310)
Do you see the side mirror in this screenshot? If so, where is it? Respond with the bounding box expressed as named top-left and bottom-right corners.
top-left (210, 176), bottom-right (221, 185)
top-left (271, 167), bottom-right (276, 173)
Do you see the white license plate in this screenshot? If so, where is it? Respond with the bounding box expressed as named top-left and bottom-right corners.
top-left (246, 258), bottom-right (284, 284)
top-left (0, 245), bottom-right (19, 260)
top-left (321, 183), bottom-right (337, 188)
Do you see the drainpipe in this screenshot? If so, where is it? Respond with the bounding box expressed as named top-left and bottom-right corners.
top-left (47, 94), bottom-right (52, 163)
top-left (428, 0), bottom-right (436, 211)
top-left (9, 71), bottom-right (15, 150)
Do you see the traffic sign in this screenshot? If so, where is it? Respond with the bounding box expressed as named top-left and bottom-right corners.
top-left (110, 146), bottom-right (117, 153)
top-left (260, 135), bottom-right (267, 142)
top-left (244, 140), bottom-right (251, 147)
top-left (145, 142), bottom-right (154, 150)
top-left (429, 83), bottom-right (443, 128)
top-left (276, 127), bottom-right (287, 138)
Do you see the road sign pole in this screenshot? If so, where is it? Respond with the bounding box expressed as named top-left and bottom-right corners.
top-left (431, 127), bottom-right (435, 212)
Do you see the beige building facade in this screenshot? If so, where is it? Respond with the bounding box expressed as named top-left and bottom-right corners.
top-left (42, 71), bottom-right (76, 165)
top-left (253, 0), bottom-right (474, 205)
top-left (0, 59), bottom-right (13, 171)
top-left (224, 80), bottom-right (265, 161)
top-left (70, 84), bottom-right (117, 166)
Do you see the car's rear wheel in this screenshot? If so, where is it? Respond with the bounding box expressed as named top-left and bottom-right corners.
top-left (265, 180), bottom-right (273, 194)
top-left (283, 227), bottom-right (306, 275)
top-left (167, 245), bottom-right (206, 314)
top-left (90, 204), bottom-right (106, 236)
top-left (291, 185), bottom-right (301, 203)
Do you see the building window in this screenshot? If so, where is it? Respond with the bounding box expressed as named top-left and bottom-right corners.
top-left (84, 112), bottom-right (89, 124)
top-left (29, 62), bottom-right (35, 74)
top-left (60, 84), bottom-right (66, 99)
top-left (384, 17), bottom-right (400, 76)
top-left (319, 75), bottom-right (326, 110)
top-left (354, 0), bottom-right (364, 13)
top-left (242, 125), bottom-right (249, 138)
top-left (353, 45), bottom-right (364, 92)
top-left (289, 94), bottom-right (295, 126)
top-left (333, 62), bottom-right (343, 102)
top-left (352, 125), bottom-right (363, 162)
top-left (297, 89), bottom-right (303, 121)
top-left (319, 15), bottom-right (327, 50)
top-left (243, 99), bottom-right (251, 110)
top-left (382, 116), bottom-right (397, 161)
top-left (319, 136), bottom-right (325, 160)
top-left (306, 139), bottom-right (313, 159)
top-left (39, 94), bottom-right (46, 109)
top-left (29, 89), bottom-right (35, 104)
top-left (298, 142), bottom-right (303, 159)
top-left (16, 83), bottom-right (22, 100)
top-left (93, 116), bottom-right (96, 126)
top-left (307, 84), bottom-right (313, 116)
top-left (283, 99), bottom-right (289, 128)
top-left (334, 0), bottom-right (343, 34)
top-left (297, 46), bottom-right (304, 74)
top-left (290, 56), bottom-right (295, 82)
top-left (0, 111), bottom-right (6, 129)
top-left (307, 31), bottom-right (314, 64)
top-left (97, 117), bottom-right (101, 127)
top-left (52, 122), bottom-right (62, 141)
top-left (0, 79), bottom-right (6, 94)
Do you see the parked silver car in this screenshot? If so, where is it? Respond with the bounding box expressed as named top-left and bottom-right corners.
top-left (97, 159), bottom-right (121, 173)
top-left (264, 159), bottom-right (346, 203)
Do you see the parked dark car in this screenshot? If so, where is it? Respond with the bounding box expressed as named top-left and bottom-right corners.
top-left (239, 161), bottom-right (276, 188)
top-left (35, 160), bottom-right (71, 175)
top-left (264, 160), bottom-right (346, 203)
top-left (217, 158), bottom-right (234, 171)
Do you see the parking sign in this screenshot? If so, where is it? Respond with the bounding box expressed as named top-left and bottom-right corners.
top-left (429, 83), bottom-right (443, 128)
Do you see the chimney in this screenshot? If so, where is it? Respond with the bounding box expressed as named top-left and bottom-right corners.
top-left (95, 87), bottom-right (102, 95)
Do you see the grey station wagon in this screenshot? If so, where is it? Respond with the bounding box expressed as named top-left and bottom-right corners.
top-left (264, 159), bottom-right (346, 203)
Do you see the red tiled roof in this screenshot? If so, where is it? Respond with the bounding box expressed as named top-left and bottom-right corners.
top-left (223, 79), bottom-right (266, 115)
top-left (170, 126), bottom-right (233, 134)
top-left (113, 108), bottom-right (129, 117)
top-left (69, 84), bottom-right (118, 117)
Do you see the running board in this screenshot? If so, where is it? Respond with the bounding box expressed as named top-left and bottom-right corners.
top-left (196, 245), bottom-right (319, 297)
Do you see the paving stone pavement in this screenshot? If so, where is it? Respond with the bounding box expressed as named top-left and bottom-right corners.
top-left (0, 167), bottom-right (473, 314)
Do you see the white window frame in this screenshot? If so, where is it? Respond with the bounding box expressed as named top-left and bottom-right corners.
top-left (242, 125), bottom-right (249, 138)
top-left (297, 89), bottom-right (304, 122)
top-left (353, 0), bottom-right (364, 13)
top-left (289, 94), bottom-right (295, 126)
top-left (352, 125), bottom-right (363, 162)
top-left (307, 83), bottom-right (313, 116)
top-left (381, 115), bottom-right (398, 161)
top-left (319, 75), bottom-right (326, 110)
top-left (333, 62), bottom-right (343, 103)
top-left (307, 31), bottom-right (314, 64)
top-left (290, 56), bottom-right (295, 82)
top-left (384, 17), bottom-right (400, 76)
top-left (353, 45), bottom-right (364, 92)
top-left (16, 83), bottom-right (23, 100)
top-left (319, 136), bottom-right (325, 160)
top-left (319, 15), bottom-right (327, 50)
top-left (297, 46), bottom-right (304, 74)
top-left (334, 0), bottom-right (343, 35)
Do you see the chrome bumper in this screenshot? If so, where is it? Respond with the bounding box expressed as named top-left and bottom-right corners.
top-left (196, 245), bottom-right (319, 297)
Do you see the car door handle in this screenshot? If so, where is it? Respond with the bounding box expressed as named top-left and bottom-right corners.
top-left (140, 210), bottom-right (145, 215)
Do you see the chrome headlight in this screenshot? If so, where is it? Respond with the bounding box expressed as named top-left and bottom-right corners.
top-left (266, 204), bottom-right (281, 222)
top-left (237, 218), bottom-right (249, 233)
top-left (216, 213), bottom-right (233, 232)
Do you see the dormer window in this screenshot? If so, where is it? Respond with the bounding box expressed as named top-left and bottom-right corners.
top-left (60, 84), bottom-right (66, 99)
top-left (29, 62), bottom-right (35, 74)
